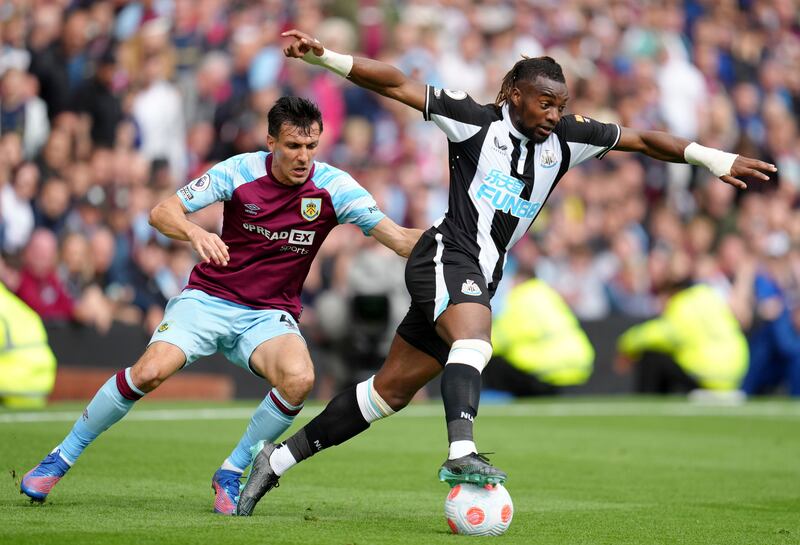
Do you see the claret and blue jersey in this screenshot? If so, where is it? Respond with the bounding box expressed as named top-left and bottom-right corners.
top-left (176, 151), bottom-right (385, 319)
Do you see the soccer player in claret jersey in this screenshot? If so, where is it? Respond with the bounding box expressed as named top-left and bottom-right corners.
top-left (20, 97), bottom-right (421, 515)
top-left (234, 32), bottom-right (779, 517)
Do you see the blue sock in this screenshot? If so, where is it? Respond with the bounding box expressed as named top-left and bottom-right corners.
top-left (57, 368), bottom-right (145, 464)
top-left (226, 388), bottom-right (303, 471)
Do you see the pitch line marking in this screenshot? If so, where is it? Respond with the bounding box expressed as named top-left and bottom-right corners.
top-left (2, 401), bottom-right (799, 423)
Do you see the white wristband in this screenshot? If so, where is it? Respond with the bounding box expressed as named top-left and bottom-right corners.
top-left (302, 47), bottom-right (353, 78)
top-left (684, 142), bottom-right (738, 178)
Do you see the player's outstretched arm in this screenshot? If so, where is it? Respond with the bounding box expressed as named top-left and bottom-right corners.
top-left (149, 195), bottom-right (230, 266)
top-left (282, 29), bottom-right (426, 112)
top-left (614, 127), bottom-right (777, 189)
top-left (369, 217), bottom-right (423, 258)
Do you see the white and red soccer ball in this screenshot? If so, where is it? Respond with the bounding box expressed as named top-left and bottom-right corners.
top-left (444, 483), bottom-right (514, 536)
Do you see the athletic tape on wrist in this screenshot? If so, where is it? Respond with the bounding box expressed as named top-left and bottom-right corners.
top-left (302, 47), bottom-right (353, 78)
top-left (684, 142), bottom-right (738, 177)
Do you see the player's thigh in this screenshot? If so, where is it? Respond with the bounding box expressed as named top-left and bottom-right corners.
top-left (229, 310), bottom-right (312, 390)
top-left (435, 303), bottom-right (492, 345)
top-left (149, 289), bottom-right (232, 366)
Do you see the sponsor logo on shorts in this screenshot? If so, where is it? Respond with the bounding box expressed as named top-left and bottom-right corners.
top-left (461, 279), bottom-right (482, 296)
top-left (280, 314), bottom-right (298, 329)
top-left (301, 198), bottom-right (321, 221)
top-left (179, 187), bottom-right (193, 201)
top-left (244, 203), bottom-right (260, 216)
top-left (157, 322), bottom-right (169, 332)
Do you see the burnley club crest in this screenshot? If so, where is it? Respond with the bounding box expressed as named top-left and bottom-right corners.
top-left (301, 198), bottom-right (321, 221)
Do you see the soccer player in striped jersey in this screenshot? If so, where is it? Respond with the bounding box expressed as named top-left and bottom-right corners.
top-left (20, 97), bottom-right (421, 514)
top-left (235, 31), bottom-right (777, 516)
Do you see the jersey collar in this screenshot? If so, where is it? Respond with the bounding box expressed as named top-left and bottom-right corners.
top-left (502, 104), bottom-right (529, 142)
top-left (265, 153), bottom-right (316, 188)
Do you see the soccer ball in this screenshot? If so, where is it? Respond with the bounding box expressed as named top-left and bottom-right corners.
top-left (444, 483), bottom-right (514, 536)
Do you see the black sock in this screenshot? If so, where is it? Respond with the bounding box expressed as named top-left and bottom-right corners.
top-left (284, 385), bottom-right (370, 462)
top-left (441, 363), bottom-right (481, 444)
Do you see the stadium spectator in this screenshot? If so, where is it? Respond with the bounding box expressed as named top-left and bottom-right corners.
top-left (1, 161), bottom-right (38, 254)
top-left (72, 48), bottom-right (123, 149)
top-left (12, 228), bottom-right (109, 332)
top-left (0, 67), bottom-right (49, 158)
top-left (741, 232), bottom-right (800, 397)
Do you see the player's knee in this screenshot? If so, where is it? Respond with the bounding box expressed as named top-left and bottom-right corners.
top-left (446, 339), bottom-right (493, 373)
top-left (373, 383), bottom-right (413, 411)
top-left (281, 367), bottom-right (315, 405)
top-left (130, 360), bottom-right (170, 392)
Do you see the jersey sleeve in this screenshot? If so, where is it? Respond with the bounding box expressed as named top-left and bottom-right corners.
top-left (327, 174), bottom-right (387, 235)
top-left (559, 114), bottom-right (621, 169)
top-left (423, 85), bottom-right (493, 143)
top-left (176, 156), bottom-right (239, 212)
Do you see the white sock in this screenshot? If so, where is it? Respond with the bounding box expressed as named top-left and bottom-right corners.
top-left (449, 440), bottom-right (477, 460)
top-left (51, 446), bottom-right (74, 466)
top-left (221, 458), bottom-right (244, 473)
top-left (269, 444), bottom-right (298, 476)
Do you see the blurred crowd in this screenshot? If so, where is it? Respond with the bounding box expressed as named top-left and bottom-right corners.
top-left (0, 0), bottom-right (798, 394)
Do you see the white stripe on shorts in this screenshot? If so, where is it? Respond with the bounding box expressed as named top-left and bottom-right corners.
top-left (433, 233), bottom-right (449, 320)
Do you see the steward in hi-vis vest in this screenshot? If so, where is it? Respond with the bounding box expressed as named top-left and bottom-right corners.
top-left (0, 283), bottom-right (57, 408)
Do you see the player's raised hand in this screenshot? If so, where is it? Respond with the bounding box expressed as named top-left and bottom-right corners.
top-left (281, 29), bottom-right (324, 58)
top-left (720, 156), bottom-right (777, 190)
top-left (188, 227), bottom-right (229, 267)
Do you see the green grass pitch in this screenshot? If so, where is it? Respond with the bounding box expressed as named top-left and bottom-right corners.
top-left (1, 399), bottom-right (799, 544)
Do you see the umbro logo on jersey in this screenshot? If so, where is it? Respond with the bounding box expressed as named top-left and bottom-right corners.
top-left (492, 136), bottom-right (508, 152)
top-left (244, 203), bottom-right (260, 216)
top-left (540, 149), bottom-right (557, 168)
top-left (461, 279), bottom-right (482, 296)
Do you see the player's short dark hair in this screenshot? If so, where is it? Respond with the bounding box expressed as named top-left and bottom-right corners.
top-left (267, 96), bottom-right (323, 138)
top-left (495, 56), bottom-right (566, 106)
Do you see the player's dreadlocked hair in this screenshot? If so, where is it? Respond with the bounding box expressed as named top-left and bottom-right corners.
top-left (495, 56), bottom-right (566, 106)
top-left (268, 96), bottom-right (324, 137)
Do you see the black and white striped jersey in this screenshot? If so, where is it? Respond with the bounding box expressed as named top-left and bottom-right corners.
top-left (422, 85), bottom-right (621, 296)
